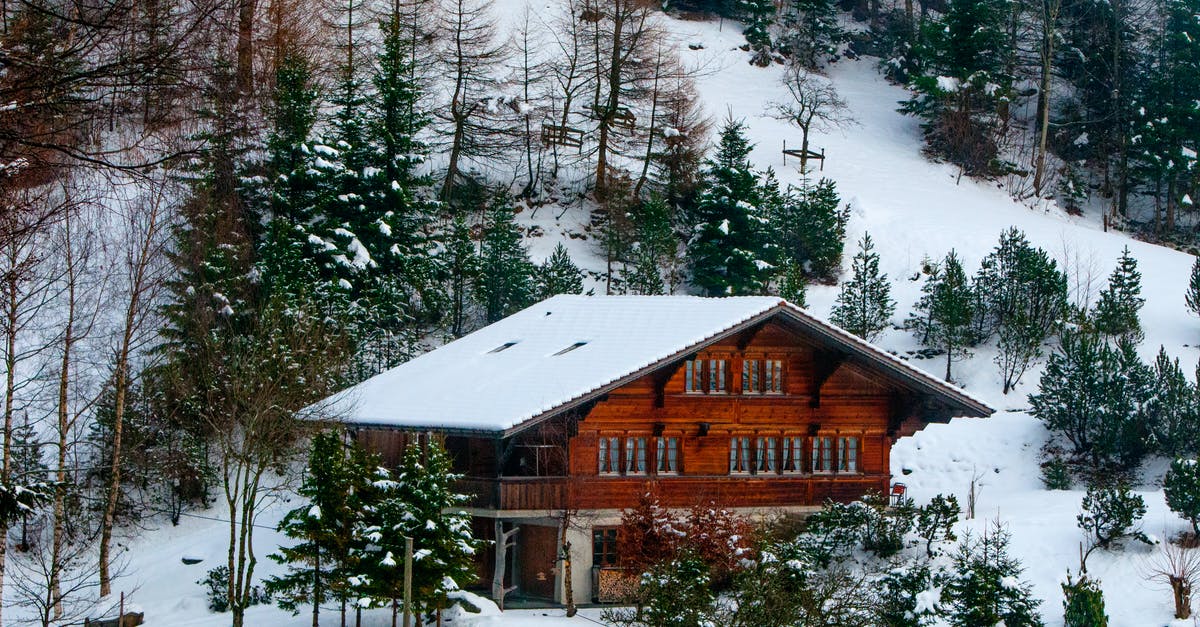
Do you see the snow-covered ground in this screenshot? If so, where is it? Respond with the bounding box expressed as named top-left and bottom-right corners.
top-left (26, 3), bottom-right (1200, 626)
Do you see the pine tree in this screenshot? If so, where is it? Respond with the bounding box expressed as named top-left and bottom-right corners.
top-left (687, 118), bottom-right (771, 296)
top-left (476, 192), bottom-right (536, 322)
top-left (777, 262), bottom-right (808, 307)
top-left (625, 196), bottom-right (677, 296)
top-left (1148, 348), bottom-right (1197, 456)
top-left (777, 0), bottom-right (842, 69)
top-left (1062, 572), bottom-right (1108, 627)
top-left (1077, 483), bottom-right (1149, 560)
top-left (768, 175), bottom-right (847, 284)
top-left (1186, 257), bottom-right (1200, 317)
top-left (537, 243), bottom-right (584, 299)
top-left (1093, 247), bottom-right (1144, 341)
top-left (1165, 458), bottom-right (1200, 536)
top-left (1031, 329), bottom-right (1153, 469)
top-left (910, 250), bottom-right (974, 381)
top-left (267, 432), bottom-right (375, 625)
top-left (353, 442), bottom-right (479, 617)
top-left (831, 233), bottom-right (895, 341)
top-left (942, 524), bottom-right (1044, 627)
top-left (974, 228), bottom-right (1068, 394)
top-left (443, 215), bottom-right (479, 337)
top-left (738, 0), bottom-right (777, 64)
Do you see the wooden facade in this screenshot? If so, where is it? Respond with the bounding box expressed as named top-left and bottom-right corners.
top-left (349, 308), bottom-right (991, 606)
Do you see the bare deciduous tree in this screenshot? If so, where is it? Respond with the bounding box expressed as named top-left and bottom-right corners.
top-left (1145, 543), bottom-right (1200, 620)
top-left (769, 65), bottom-right (854, 173)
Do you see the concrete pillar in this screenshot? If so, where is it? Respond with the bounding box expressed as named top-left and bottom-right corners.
top-left (557, 523), bottom-right (593, 606)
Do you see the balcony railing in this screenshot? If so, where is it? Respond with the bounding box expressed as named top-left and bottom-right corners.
top-left (456, 474), bottom-right (886, 511)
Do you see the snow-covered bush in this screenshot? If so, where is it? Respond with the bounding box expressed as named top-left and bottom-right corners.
top-left (602, 551), bottom-right (716, 627)
top-left (200, 566), bottom-right (271, 613)
top-left (915, 493), bottom-right (960, 557)
top-left (1062, 571), bottom-right (1108, 627)
top-left (876, 562), bottom-right (940, 627)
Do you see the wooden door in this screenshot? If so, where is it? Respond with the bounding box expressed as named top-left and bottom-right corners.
top-left (517, 524), bottom-right (559, 600)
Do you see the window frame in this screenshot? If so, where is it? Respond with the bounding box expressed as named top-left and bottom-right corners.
top-left (729, 436), bottom-right (753, 474)
top-left (656, 436), bottom-right (680, 475)
top-left (837, 436), bottom-right (859, 474)
top-left (781, 436), bottom-right (805, 474)
top-left (592, 527), bottom-right (619, 567)
top-left (624, 436), bottom-right (648, 475)
top-left (685, 358), bottom-right (730, 394)
top-left (598, 436), bottom-right (621, 475)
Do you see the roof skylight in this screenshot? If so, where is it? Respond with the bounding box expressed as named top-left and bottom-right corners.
top-left (553, 341), bottom-right (588, 356)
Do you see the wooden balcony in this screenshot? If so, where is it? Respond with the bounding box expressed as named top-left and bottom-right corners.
top-left (456, 474), bottom-right (887, 512)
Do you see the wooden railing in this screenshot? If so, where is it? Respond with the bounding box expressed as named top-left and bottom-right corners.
top-left (457, 474), bottom-right (887, 511)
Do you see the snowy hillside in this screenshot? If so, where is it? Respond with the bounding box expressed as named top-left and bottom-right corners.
top-left (21, 3), bottom-right (1200, 627)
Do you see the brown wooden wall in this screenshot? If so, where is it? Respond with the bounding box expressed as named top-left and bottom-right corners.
top-left (359, 321), bottom-right (919, 513)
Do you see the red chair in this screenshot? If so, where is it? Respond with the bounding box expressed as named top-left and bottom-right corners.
top-left (890, 482), bottom-right (907, 506)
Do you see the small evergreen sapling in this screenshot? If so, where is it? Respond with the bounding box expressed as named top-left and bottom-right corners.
top-left (537, 243), bottom-right (584, 299)
top-left (1077, 483), bottom-right (1150, 565)
top-left (941, 523), bottom-right (1044, 627)
top-left (1092, 247), bottom-right (1145, 341)
top-left (831, 233), bottom-right (895, 340)
top-left (916, 493), bottom-right (961, 557)
top-left (909, 250), bottom-right (974, 381)
top-left (1148, 348), bottom-right (1197, 457)
top-left (1164, 458), bottom-right (1200, 536)
top-left (1062, 571), bottom-right (1108, 627)
top-left (1041, 456), bottom-right (1073, 490)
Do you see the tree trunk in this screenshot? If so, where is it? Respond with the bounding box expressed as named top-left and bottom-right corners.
top-left (1032, 0), bottom-right (1056, 196)
top-left (236, 0), bottom-right (258, 97)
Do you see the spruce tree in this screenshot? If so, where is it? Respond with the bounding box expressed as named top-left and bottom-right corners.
top-left (1148, 348), bottom-right (1197, 456)
top-left (910, 250), bottom-right (974, 381)
top-left (353, 442), bottom-right (479, 617)
top-left (1186, 257), bottom-right (1200, 317)
top-left (777, 0), bottom-right (842, 68)
top-left (443, 215), bottom-right (479, 337)
top-left (777, 262), bottom-right (808, 307)
top-left (942, 524), bottom-right (1044, 627)
top-left (687, 118), bottom-right (771, 296)
top-left (625, 196), bottom-right (677, 295)
top-left (831, 233), bottom-right (895, 341)
top-left (267, 432), bottom-right (375, 625)
top-left (1029, 329), bottom-right (1105, 461)
top-left (537, 243), bottom-right (585, 299)
top-left (738, 0), bottom-right (777, 63)
top-left (476, 192), bottom-right (535, 322)
top-left (768, 176), bottom-right (847, 284)
top-left (1093, 247), bottom-right (1144, 341)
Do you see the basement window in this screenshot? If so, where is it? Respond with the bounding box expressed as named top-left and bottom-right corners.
top-left (488, 342), bottom-right (519, 353)
top-left (553, 341), bottom-right (588, 355)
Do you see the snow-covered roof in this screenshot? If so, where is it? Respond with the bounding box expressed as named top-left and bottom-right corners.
top-left (320, 295), bottom-right (992, 435)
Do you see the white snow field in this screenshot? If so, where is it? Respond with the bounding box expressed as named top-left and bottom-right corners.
top-left (29, 3), bottom-right (1200, 626)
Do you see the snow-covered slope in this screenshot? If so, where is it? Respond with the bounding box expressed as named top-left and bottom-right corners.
top-left (47, 4), bottom-right (1200, 626)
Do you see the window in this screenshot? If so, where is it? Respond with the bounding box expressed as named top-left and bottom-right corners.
top-left (813, 436), bottom-right (835, 473)
top-left (598, 437), bottom-right (620, 474)
top-left (553, 341), bottom-right (588, 355)
top-left (729, 437), bottom-right (752, 473)
top-left (765, 359), bottom-right (783, 393)
top-left (625, 437), bottom-right (648, 474)
top-left (593, 528), bottom-right (618, 566)
top-left (488, 341), bottom-right (518, 353)
top-left (685, 359), bottom-right (729, 393)
top-left (742, 360), bottom-right (761, 394)
top-left (838, 437), bottom-right (859, 473)
top-left (656, 437), bottom-right (679, 474)
top-left (708, 359), bottom-right (726, 393)
top-left (756, 437), bottom-right (778, 473)
top-left (782, 437), bottom-right (804, 473)
top-left (743, 359), bottom-right (783, 394)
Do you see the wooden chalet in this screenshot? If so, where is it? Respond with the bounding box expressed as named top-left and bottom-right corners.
top-left (325, 295), bottom-right (993, 606)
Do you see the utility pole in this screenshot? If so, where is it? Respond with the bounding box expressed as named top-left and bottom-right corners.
top-left (403, 536), bottom-right (413, 627)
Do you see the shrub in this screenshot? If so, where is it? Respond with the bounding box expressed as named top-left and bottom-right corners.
top-left (1165, 458), bottom-right (1200, 536)
top-left (1062, 571), bottom-right (1108, 627)
top-left (860, 491), bottom-right (915, 558)
top-left (802, 499), bottom-right (870, 566)
top-left (1077, 483), bottom-right (1149, 563)
top-left (199, 566), bottom-right (271, 613)
top-left (603, 552), bottom-right (716, 627)
top-left (1041, 456), bottom-right (1073, 490)
top-left (876, 562), bottom-right (940, 627)
top-left (915, 494), bottom-right (960, 557)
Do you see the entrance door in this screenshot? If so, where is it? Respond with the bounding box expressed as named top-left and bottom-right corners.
top-left (517, 524), bottom-right (559, 600)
